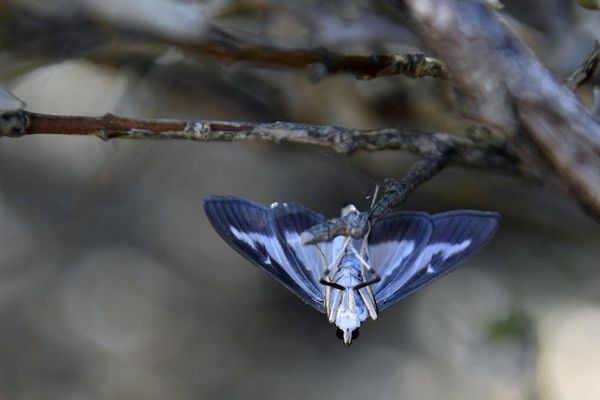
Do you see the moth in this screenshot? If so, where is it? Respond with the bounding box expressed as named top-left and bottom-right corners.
top-left (204, 195), bottom-right (499, 345)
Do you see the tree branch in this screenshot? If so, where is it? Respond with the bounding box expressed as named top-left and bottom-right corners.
top-left (368, 150), bottom-right (451, 221)
top-left (301, 150), bottom-right (451, 244)
top-left (0, 111), bottom-right (528, 176)
top-left (85, 39), bottom-right (448, 81)
top-left (396, 0), bottom-right (600, 222)
top-left (176, 41), bottom-right (449, 80)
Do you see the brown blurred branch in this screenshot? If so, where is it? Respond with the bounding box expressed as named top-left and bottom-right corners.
top-left (393, 0), bottom-right (600, 222)
top-left (0, 111), bottom-right (526, 175)
top-left (1, 2), bottom-right (443, 81)
top-left (88, 39), bottom-right (448, 81)
top-left (177, 42), bottom-right (449, 80)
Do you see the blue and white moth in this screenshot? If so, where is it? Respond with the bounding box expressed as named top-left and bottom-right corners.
top-left (204, 196), bottom-right (499, 345)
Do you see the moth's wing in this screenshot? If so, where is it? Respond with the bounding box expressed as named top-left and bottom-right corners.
top-left (203, 196), bottom-right (325, 312)
top-left (269, 202), bottom-right (331, 294)
top-left (375, 210), bottom-right (499, 311)
top-left (367, 212), bottom-right (434, 302)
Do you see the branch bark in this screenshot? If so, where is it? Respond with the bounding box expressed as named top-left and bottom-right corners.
top-left (368, 150), bottom-right (451, 221)
top-left (86, 39), bottom-right (448, 81)
top-left (0, 111), bottom-right (528, 175)
top-left (395, 0), bottom-right (600, 221)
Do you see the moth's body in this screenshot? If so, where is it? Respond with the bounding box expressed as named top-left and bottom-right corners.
top-left (327, 245), bottom-right (370, 344)
top-left (204, 195), bottom-right (499, 346)
top-left (320, 223), bottom-right (382, 345)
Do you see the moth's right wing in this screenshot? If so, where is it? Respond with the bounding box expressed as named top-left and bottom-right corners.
top-left (367, 213), bottom-right (434, 306)
top-left (372, 211), bottom-right (499, 311)
top-left (203, 196), bottom-right (325, 312)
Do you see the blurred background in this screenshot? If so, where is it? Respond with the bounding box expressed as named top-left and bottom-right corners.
top-left (1, 0), bottom-right (600, 399)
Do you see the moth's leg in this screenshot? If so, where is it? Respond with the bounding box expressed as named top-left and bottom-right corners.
top-left (352, 255), bottom-right (382, 290)
top-left (358, 223), bottom-right (377, 308)
top-left (314, 243), bottom-right (345, 288)
top-left (367, 184), bottom-right (380, 210)
top-left (316, 236), bottom-right (351, 322)
top-left (350, 245), bottom-right (378, 276)
top-left (325, 284), bottom-right (331, 318)
top-left (360, 182), bottom-right (378, 264)
top-left (358, 288), bottom-right (378, 320)
top-left (353, 275), bottom-right (381, 290)
top-left (358, 183), bottom-right (377, 265)
top-left (358, 185), bottom-right (381, 320)
top-left (359, 225), bottom-right (370, 259)
top-left (314, 244), bottom-right (332, 317)
top-left (359, 265), bottom-right (377, 318)
top-left (350, 244), bottom-right (381, 286)
top-left (350, 243), bottom-right (380, 319)
top-left (319, 279), bottom-right (345, 291)
top-left (328, 289), bottom-right (344, 323)
top-left (320, 236), bottom-right (350, 280)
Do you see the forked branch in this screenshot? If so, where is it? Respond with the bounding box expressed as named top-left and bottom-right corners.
top-left (301, 150), bottom-right (451, 244)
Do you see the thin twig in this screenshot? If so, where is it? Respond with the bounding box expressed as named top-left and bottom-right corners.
top-left (178, 41), bottom-right (449, 80)
top-left (86, 39), bottom-right (448, 81)
top-left (368, 150), bottom-right (451, 222)
top-left (0, 111), bottom-right (528, 175)
top-left (301, 150), bottom-right (451, 244)
top-left (566, 40), bottom-right (600, 90)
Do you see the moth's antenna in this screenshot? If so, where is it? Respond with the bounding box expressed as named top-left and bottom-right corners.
top-left (369, 184), bottom-right (380, 209)
top-left (313, 148), bottom-right (378, 198)
top-left (314, 243), bottom-right (332, 317)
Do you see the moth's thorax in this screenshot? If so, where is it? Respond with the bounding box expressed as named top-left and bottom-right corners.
top-left (333, 254), bottom-right (362, 287)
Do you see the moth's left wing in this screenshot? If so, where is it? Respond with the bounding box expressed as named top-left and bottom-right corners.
top-left (204, 196), bottom-right (325, 312)
top-left (269, 202), bottom-right (332, 291)
top-left (375, 211), bottom-right (499, 311)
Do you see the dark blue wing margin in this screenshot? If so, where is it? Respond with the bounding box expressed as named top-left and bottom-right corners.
top-left (204, 196), bottom-right (325, 312)
top-left (374, 210), bottom-right (499, 311)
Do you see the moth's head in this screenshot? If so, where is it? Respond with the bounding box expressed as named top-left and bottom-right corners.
top-left (340, 204), bottom-right (359, 218)
top-left (336, 327), bottom-right (360, 346)
top-left (334, 311), bottom-right (361, 346)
